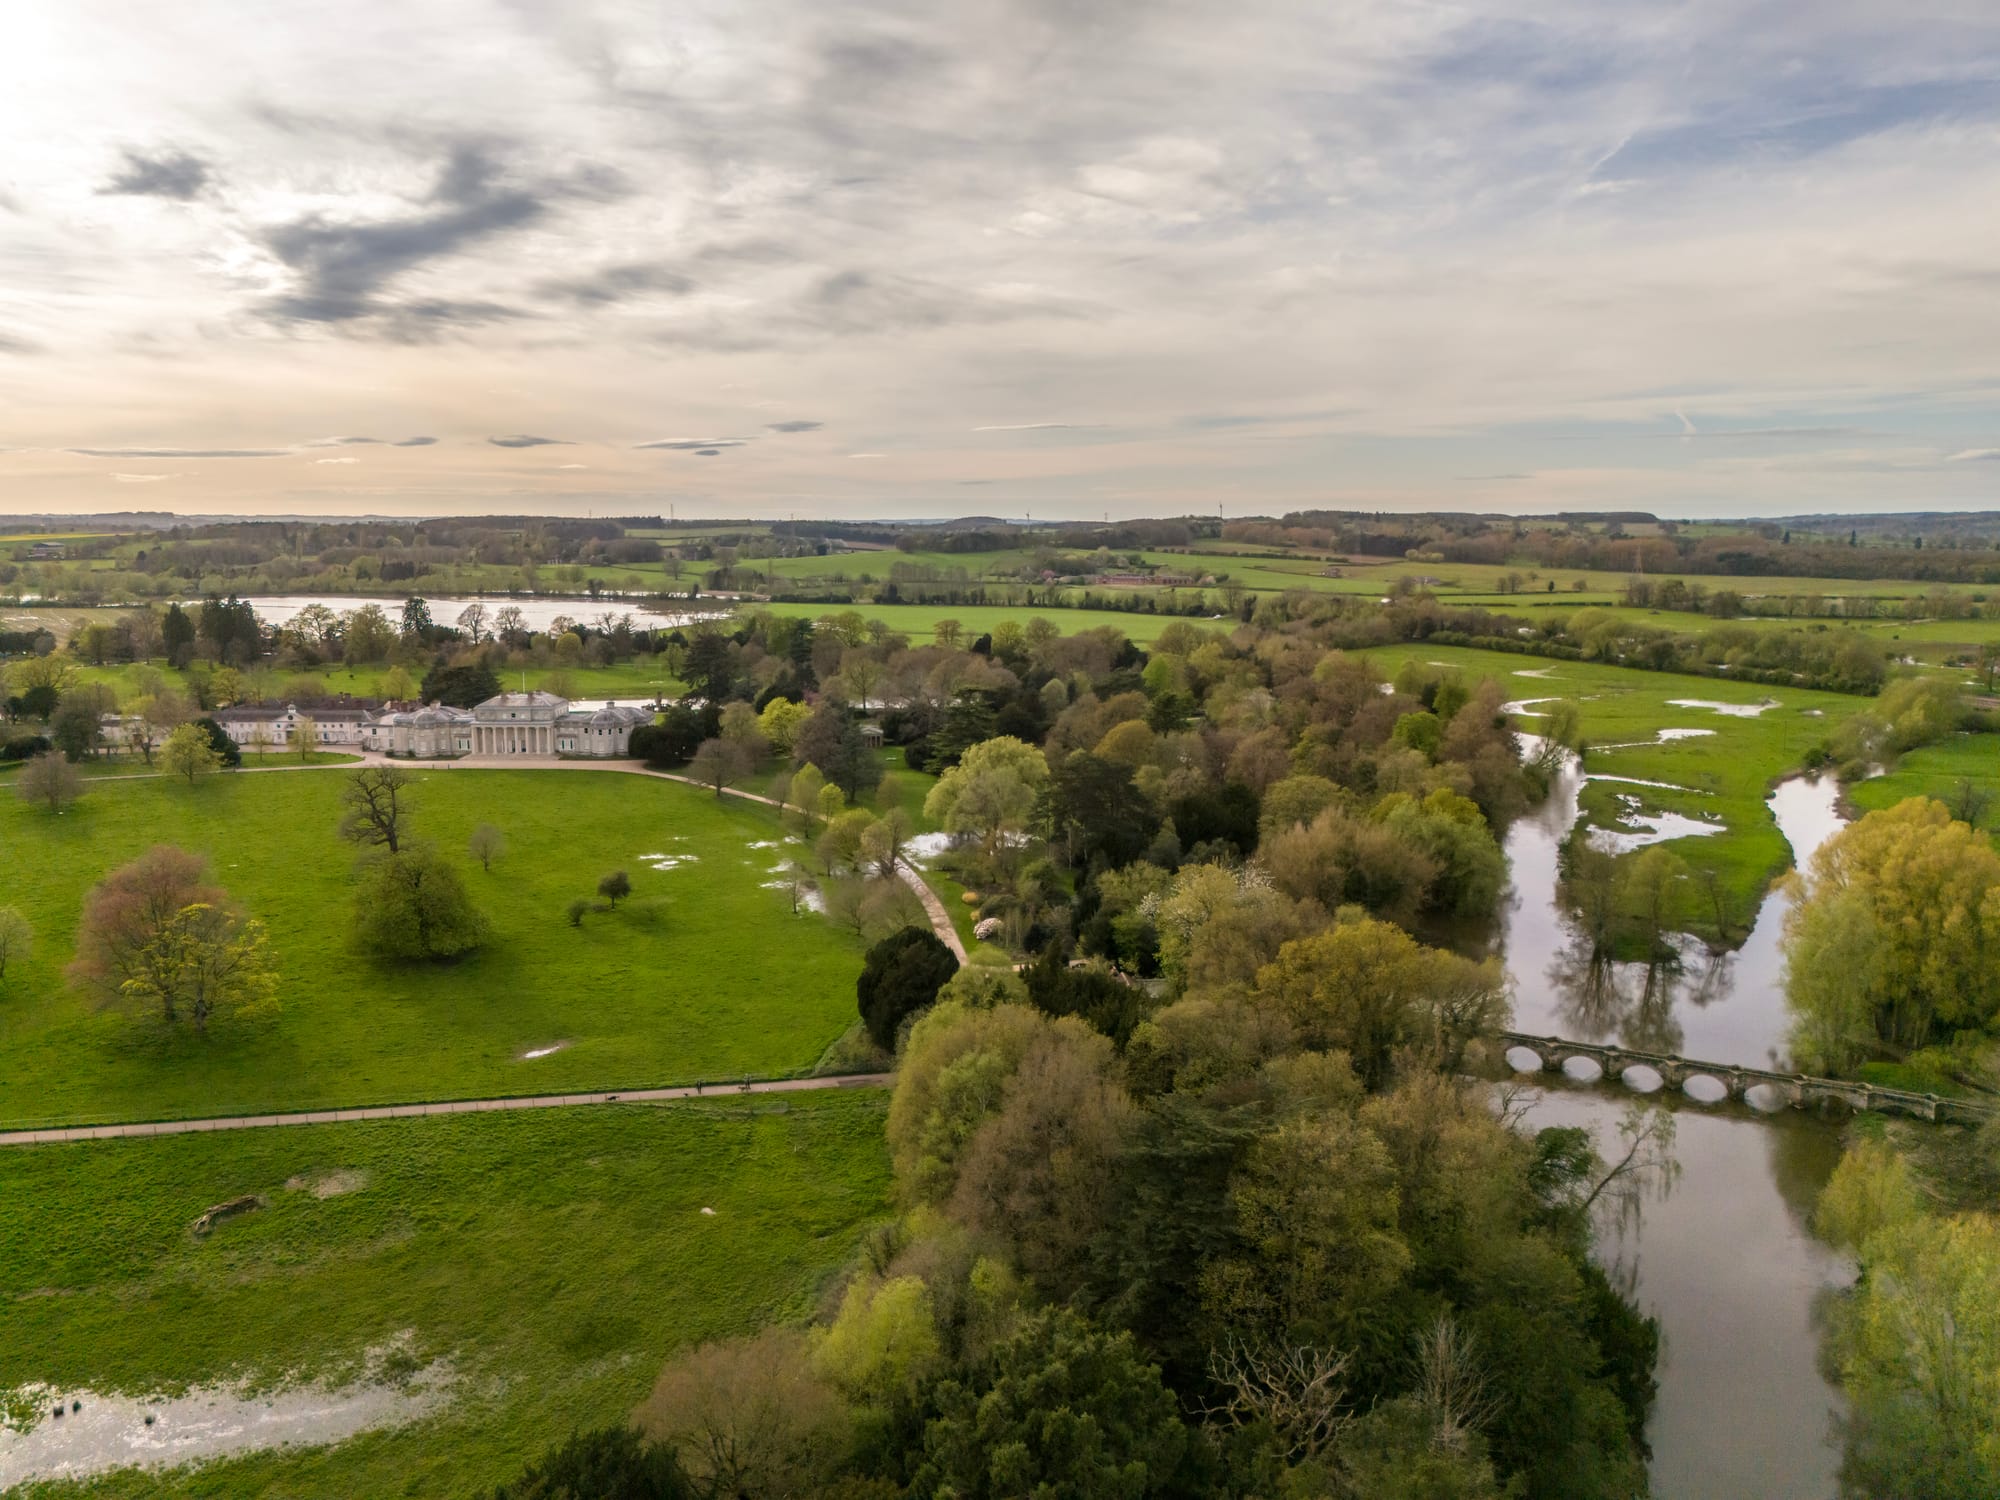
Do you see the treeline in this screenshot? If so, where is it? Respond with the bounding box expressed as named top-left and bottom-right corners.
top-left (1227, 511), bottom-right (2000, 584)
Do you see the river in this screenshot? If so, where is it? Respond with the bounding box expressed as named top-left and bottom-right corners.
top-left (1499, 755), bottom-right (1857, 1499)
top-left (232, 595), bottom-right (723, 634)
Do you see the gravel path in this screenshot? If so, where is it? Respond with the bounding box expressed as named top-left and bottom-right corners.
top-left (0, 1073), bottom-right (892, 1148)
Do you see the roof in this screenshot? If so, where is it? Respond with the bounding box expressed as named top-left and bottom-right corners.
top-left (478, 691), bottom-right (569, 709)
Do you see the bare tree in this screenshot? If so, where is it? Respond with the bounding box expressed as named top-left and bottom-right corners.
top-left (289, 715), bottom-right (319, 763)
top-left (689, 737), bottom-right (750, 798)
top-left (1413, 1315), bottom-right (1501, 1453)
top-left (340, 765), bottom-right (413, 854)
top-left (1203, 1336), bottom-right (1353, 1461)
top-left (468, 823), bottom-right (506, 872)
top-left (16, 752), bottom-right (82, 813)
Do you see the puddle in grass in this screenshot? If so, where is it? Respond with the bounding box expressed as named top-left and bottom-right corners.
top-left (519, 1041), bottom-right (569, 1060)
top-left (637, 852), bottom-right (698, 872)
top-left (1665, 698), bottom-right (1777, 718)
top-left (1587, 794), bottom-right (1725, 854)
top-left (0, 1362), bottom-right (452, 1487)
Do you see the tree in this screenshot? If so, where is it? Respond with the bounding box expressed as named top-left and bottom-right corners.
top-left (910, 1308), bottom-right (1187, 1500)
top-left (16, 751), bottom-right (82, 813)
top-left (599, 870), bottom-right (632, 907)
top-left (637, 1328), bottom-right (850, 1497)
top-left (194, 716), bottom-right (241, 767)
top-left (340, 765), bottom-right (414, 854)
top-left (161, 601), bottom-right (196, 662)
top-left (161, 722), bottom-right (223, 785)
top-left (0, 907), bottom-right (31, 990)
top-left (354, 849), bottom-right (489, 960)
top-left (1836, 1212), bottom-right (2000, 1498)
top-left (923, 736), bottom-right (1050, 865)
top-left (689, 737), bottom-right (750, 798)
top-left (50, 698), bottom-right (104, 762)
top-left (857, 926), bottom-right (960, 1049)
top-left (469, 823), bottom-right (507, 872)
top-left (1784, 797), bottom-right (2000, 1068)
top-left (493, 1424), bottom-right (697, 1500)
top-left (455, 602), bottom-right (489, 642)
top-left (401, 595), bottom-right (434, 640)
top-left (69, 846), bottom-right (276, 1030)
top-left (421, 661), bottom-right (503, 708)
top-left (792, 705), bottom-right (883, 800)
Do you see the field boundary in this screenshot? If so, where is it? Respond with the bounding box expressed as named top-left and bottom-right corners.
top-left (0, 1071), bottom-right (893, 1148)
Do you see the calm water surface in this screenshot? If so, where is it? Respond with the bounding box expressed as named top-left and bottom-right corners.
top-left (1499, 758), bottom-right (1856, 1499)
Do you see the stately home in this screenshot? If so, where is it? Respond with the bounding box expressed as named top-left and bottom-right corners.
top-left (216, 691), bottom-right (652, 760)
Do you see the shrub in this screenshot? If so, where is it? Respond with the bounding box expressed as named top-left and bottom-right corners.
top-left (857, 926), bottom-right (960, 1050)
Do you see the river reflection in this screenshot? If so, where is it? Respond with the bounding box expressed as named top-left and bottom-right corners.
top-left (1512, 1087), bottom-right (1853, 1500)
top-left (1504, 757), bottom-right (1847, 1067)
top-left (1499, 759), bottom-right (1861, 1497)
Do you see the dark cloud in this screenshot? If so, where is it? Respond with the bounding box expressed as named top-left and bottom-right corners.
top-left (489, 434), bottom-right (572, 448)
top-left (305, 435), bottom-right (385, 446)
top-left (695, 449), bottom-right (722, 456)
top-left (634, 437), bottom-right (749, 450)
top-left (393, 435), bottom-right (439, 446)
top-left (69, 446), bottom-right (288, 458)
top-left (766, 420), bottom-right (823, 433)
top-left (257, 143), bottom-right (574, 331)
top-left (102, 147), bottom-right (212, 200)
top-left (534, 262), bottom-right (693, 306)
top-left (0, 331), bottom-right (39, 356)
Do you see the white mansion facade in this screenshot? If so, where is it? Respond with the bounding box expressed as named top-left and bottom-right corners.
top-left (216, 691), bottom-right (652, 760)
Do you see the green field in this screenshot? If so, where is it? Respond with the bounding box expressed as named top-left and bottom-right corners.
top-left (1361, 643), bottom-right (1870, 932)
top-left (740, 600), bottom-right (1215, 644)
top-left (0, 769), bottom-right (867, 1128)
top-left (1847, 733), bottom-right (2000, 826)
top-left (0, 1093), bottom-right (891, 1498)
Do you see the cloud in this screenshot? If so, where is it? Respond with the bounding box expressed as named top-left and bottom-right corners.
top-left (305, 435), bottom-right (385, 446)
top-left (313, 456), bottom-right (360, 464)
top-left (101, 147), bottom-right (211, 200)
top-left (488, 434), bottom-right (570, 448)
top-left (694, 449), bottom-right (721, 456)
top-left (256, 142), bottom-right (580, 332)
top-left (1946, 448), bottom-right (2000, 462)
top-left (765, 420), bottom-right (824, 433)
top-left (556, 462), bottom-right (588, 469)
top-left (0, 330), bottom-right (39, 356)
top-left (393, 435), bottom-right (438, 446)
top-left (112, 472), bottom-right (176, 482)
top-left (634, 437), bottom-right (749, 450)
top-left (848, 452), bottom-right (886, 458)
top-left (533, 262), bottom-right (693, 306)
top-left (68, 446), bottom-right (289, 458)
top-left (973, 422), bottom-right (1088, 432)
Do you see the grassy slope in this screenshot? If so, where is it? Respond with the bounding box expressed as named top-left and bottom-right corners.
top-left (0, 770), bottom-right (867, 1128)
top-left (63, 659), bottom-right (688, 708)
top-left (2, 1093), bottom-right (891, 1499)
top-left (1361, 643), bottom-right (1870, 930)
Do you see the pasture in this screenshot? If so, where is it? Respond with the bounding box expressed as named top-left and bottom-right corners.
top-left (1360, 643), bottom-right (1870, 932)
top-left (0, 768), bottom-right (867, 1128)
top-left (0, 1092), bottom-right (891, 1498)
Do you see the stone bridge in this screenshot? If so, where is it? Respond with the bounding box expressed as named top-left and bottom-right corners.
top-left (1497, 1032), bottom-right (1999, 1126)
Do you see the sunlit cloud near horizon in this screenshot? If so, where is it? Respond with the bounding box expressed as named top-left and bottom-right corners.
top-left (3, 0), bottom-right (2000, 519)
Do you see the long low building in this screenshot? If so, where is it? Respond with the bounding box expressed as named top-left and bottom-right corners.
top-left (215, 691), bottom-right (653, 760)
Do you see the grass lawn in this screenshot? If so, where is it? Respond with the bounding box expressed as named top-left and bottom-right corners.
top-left (1846, 733), bottom-right (2000, 828)
top-left (1360, 643), bottom-right (1870, 934)
top-left (0, 769), bottom-right (869, 1128)
top-left (0, 1092), bottom-right (891, 1498)
top-left (63, 659), bottom-right (688, 710)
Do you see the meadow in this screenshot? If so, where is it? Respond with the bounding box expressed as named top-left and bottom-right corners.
top-left (0, 1092), bottom-right (892, 1498)
top-left (1846, 732), bottom-right (2000, 825)
top-left (1361, 643), bottom-right (1870, 933)
top-left (0, 768), bottom-right (868, 1128)
top-left (743, 599), bottom-right (1204, 643)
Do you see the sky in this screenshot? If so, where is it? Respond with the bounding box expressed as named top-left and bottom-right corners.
top-left (4, 0), bottom-right (2000, 522)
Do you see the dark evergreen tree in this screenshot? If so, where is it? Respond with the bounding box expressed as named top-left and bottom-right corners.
top-left (857, 926), bottom-right (959, 1049)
